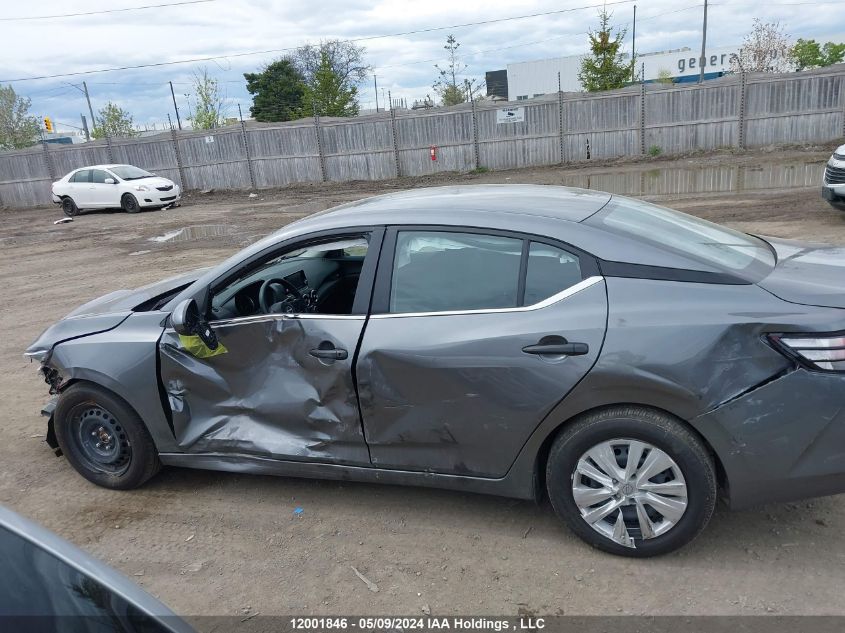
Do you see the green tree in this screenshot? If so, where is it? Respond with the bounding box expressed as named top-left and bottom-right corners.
top-left (656, 69), bottom-right (675, 85)
top-left (293, 40), bottom-right (370, 87)
top-left (244, 58), bottom-right (306, 122)
top-left (91, 102), bottom-right (136, 139)
top-left (432, 35), bottom-right (482, 106)
top-left (578, 9), bottom-right (633, 92)
top-left (187, 68), bottom-right (226, 129)
top-left (791, 38), bottom-right (845, 71)
top-left (0, 85), bottom-right (39, 150)
top-left (299, 51), bottom-right (358, 117)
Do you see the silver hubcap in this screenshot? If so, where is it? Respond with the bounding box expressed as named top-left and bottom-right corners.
top-left (571, 439), bottom-right (688, 549)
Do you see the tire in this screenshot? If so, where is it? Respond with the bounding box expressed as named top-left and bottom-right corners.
top-left (121, 193), bottom-right (141, 213)
top-left (546, 406), bottom-right (716, 557)
top-left (53, 383), bottom-right (161, 490)
top-left (61, 197), bottom-right (78, 217)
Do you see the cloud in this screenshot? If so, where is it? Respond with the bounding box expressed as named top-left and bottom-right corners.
top-left (1, 0), bottom-right (842, 131)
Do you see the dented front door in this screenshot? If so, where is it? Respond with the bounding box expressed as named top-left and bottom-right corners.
top-left (158, 314), bottom-right (370, 465)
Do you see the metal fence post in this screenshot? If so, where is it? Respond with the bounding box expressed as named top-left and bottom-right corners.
top-left (170, 127), bottom-right (188, 191)
top-left (639, 82), bottom-right (647, 155)
top-left (238, 105), bottom-right (256, 189)
top-left (313, 104), bottom-right (327, 182)
top-left (469, 96), bottom-right (480, 170)
top-left (388, 91), bottom-right (401, 177)
top-left (558, 72), bottom-right (565, 164)
top-left (840, 76), bottom-right (845, 138)
top-left (738, 72), bottom-right (748, 150)
top-left (104, 135), bottom-right (115, 163)
top-left (41, 141), bottom-right (56, 182)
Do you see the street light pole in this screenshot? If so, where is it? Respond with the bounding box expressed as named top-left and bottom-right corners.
top-left (631, 4), bottom-right (637, 83)
top-left (698, 0), bottom-right (708, 84)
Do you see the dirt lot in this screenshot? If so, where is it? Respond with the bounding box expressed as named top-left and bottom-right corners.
top-left (2, 147), bottom-right (844, 620)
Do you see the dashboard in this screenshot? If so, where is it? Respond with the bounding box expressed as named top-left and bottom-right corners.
top-left (210, 258), bottom-right (346, 321)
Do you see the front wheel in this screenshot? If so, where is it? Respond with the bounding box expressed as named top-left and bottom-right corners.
top-left (54, 383), bottom-right (161, 489)
top-left (61, 197), bottom-right (78, 217)
top-left (546, 406), bottom-right (716, 557)
top-left (121, 193), bottom-right (141, 213)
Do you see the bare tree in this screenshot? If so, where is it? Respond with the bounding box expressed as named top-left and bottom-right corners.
top-left (729, 19), bottom-right (793, 74)
top-left (186, 68), bottom-right (227, 129)
top-left (293, 40), bottom-right (370, 87)
top-left (433, 35), bottom-right (483, 106)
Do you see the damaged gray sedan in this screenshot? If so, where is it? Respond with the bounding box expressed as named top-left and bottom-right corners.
top-left (26, 185), bottom-right (845, 556)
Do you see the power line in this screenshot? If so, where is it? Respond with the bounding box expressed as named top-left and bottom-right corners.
top-left (0, 0), bottom-right (216, 21)
top-left (1, 0), bottom-right (636, 82)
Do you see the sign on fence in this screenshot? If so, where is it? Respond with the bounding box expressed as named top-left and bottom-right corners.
top-left (204, 136), bottom-right (215, 144)
top-left (496, 107), bottom-right (525, 124)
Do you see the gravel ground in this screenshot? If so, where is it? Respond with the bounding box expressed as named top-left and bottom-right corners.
top-left (1, 147), bottom-right (844, 621)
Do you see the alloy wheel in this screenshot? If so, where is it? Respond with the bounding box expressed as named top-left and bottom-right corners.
top-left (571, 438), bottom-right (688, 548)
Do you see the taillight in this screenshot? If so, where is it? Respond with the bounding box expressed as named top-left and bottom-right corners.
top-left (769, 334), bottom-right (845, 371)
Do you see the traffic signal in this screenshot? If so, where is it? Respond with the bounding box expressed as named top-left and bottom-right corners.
top-left (43, 116), bottom-right (53, 133)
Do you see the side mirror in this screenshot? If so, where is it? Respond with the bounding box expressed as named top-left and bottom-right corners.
top-left (172, 298), bottom-right (219, 350)
top-left (104, 178), bottom-right (115, 185)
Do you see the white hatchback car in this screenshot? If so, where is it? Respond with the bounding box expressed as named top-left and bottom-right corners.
top-left (822, 144), bottom-right (845, 211)
top-left (52, 164), bottom-right (181, 216)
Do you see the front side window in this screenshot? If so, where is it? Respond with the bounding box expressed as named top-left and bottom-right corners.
top-left (90, 169), bottom-right (110, 184)
top-left (390, 231), bottom-right (522, 313)
top-left (587, 196), bottom-right (775, 279)
top-left (210, 235), bottom-right (370, 320)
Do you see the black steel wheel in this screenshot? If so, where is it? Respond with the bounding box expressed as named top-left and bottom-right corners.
top-left (61, 197), bottom-right (78, 217)
top-left (121, 193), bottom-right (140, 213)
top-left (54, 383), bottom-right (161, 489)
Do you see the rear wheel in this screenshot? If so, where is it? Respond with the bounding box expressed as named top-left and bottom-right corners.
top-left (546, 406), bottom-right (716, 557)
top-left (121, 193), bottom-right (140, 213)
top-left (54, 383), bottom-right (161, 489)
top-left (61, 197), bottom-right (78, 217)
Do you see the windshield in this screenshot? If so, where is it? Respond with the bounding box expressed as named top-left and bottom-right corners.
top-left (109, 165), bottom-right (153, 181)
top-left (586, 196), bottom-right (775, 279)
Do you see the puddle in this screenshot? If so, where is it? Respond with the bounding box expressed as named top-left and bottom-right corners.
top-left (560, 161), bottom-right (826, 196)
top-left (149, 225), bottom-right (233, 243)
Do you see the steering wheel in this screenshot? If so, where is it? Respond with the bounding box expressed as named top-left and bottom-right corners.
top-left (259, 277), bottom-right (303, 314)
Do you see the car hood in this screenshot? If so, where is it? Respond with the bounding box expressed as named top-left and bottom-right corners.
top-left (757, 236), bottom-right (845, 309)
top-left (125, 176), bottom-right (176, 189)
top-left (25, 269), bottom-right (204, 357)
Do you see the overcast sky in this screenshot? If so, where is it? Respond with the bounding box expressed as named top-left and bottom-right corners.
top-left (2, 0), bottom-right (843, 133)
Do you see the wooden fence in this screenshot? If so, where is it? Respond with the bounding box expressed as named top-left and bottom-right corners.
top-left (1, 65), bottom-right (843, 209)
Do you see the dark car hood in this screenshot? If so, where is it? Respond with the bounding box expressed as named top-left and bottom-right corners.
top-left (757, 237), bottom-right (845, 309)
top-left (26, 269), bottom-right (203, 357)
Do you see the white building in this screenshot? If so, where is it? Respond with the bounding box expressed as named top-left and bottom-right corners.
top-left (502, 44), bottom-right (743, 101)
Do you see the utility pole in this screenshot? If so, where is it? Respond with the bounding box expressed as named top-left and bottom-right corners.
top-left (698, 0), bottom-right (708, 84)
top-left (374, 74), bottom-right (379, 112)
top-left (631, 4), bottom-right (637, 83)
top-left (82, 81), bottom-right (96, 133)
top-left (169, 81), bottom-right (182, 130)
top-left (80, 114), bottom-right (90, 141)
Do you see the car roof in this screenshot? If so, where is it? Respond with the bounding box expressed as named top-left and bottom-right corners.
top-left (72, 164), bottom-right (131, 170)
top-left (311, 185), bottom-right (612, 224)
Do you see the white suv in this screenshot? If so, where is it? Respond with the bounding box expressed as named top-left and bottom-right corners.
top-left (822, 144), bottom-right (845, 211)
top-left (52, 164), bottom-right (181, 216)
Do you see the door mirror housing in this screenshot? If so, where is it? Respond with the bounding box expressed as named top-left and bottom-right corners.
top-left (104, 178), bottom-right (115, 185)
top-left (171, 298), bottom-right (219, 349)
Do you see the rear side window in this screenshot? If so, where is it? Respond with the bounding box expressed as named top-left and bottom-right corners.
top-left (70, 170), bottom-right (90, 183)
top-left (524, 242), bottom-right (582, 305)
top-left (390, 231), bottom-right (522, 313)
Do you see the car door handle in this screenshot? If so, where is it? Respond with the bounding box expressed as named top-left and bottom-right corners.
top-left (309, 348), bottom-right (348, 360)
top-left (522, 342), bottom-right (589, 356)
